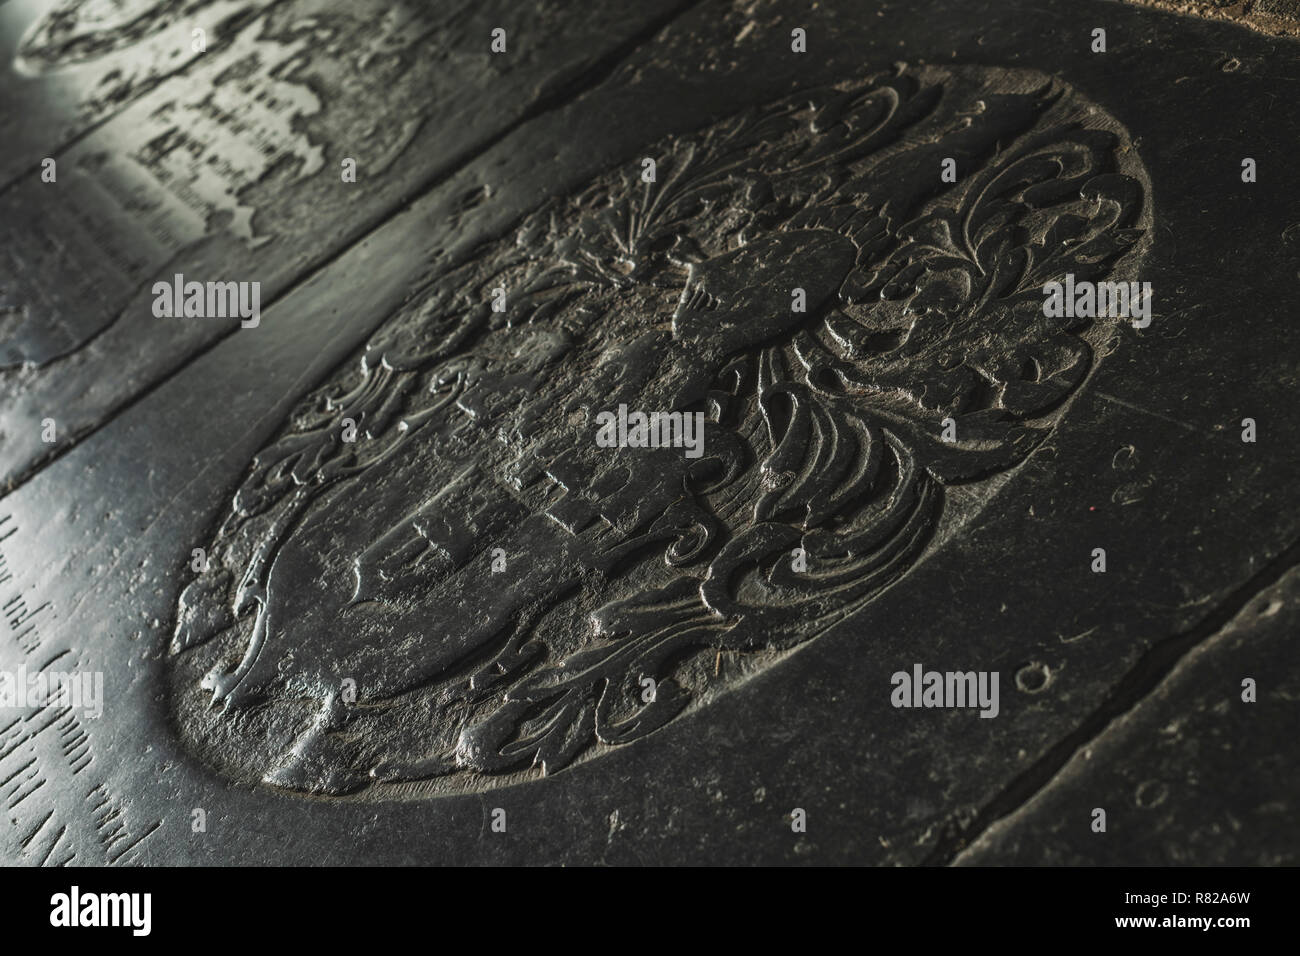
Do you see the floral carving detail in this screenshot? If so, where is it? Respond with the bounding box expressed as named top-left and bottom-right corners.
top-left (169, 64), bottom-right (1148, 795)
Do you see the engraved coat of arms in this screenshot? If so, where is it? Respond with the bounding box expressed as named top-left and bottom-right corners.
top-left (169, 64), bottom-right (1148, 795)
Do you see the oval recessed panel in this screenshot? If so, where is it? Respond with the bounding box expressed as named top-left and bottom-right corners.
top-left (167, 63), bottom-right (1150, 797)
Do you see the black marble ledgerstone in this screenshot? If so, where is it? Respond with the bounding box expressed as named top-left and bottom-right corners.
top-left (0, 0), bottom-right (1294, 866)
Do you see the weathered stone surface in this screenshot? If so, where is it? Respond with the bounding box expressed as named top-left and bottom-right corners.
top-left (0, 0), bottom-right (693, 488)
top-left (1123, 0), bottom-right (1300, 38)
top-left (166, 62), bottom-right (1152, 798)
top-left (0, 0), bottom-right (1296, 865)
top-left (956, 565), bottom-right (1300, 866)
top-left (0, 0), bottom-right (278, 184)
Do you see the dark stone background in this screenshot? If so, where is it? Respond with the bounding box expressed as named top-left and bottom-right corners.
top-left (0, 0), bottom-right (1295, 865)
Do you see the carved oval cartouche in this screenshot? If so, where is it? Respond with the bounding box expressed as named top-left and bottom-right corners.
top-left (168, 64), bottom-right (1150, 797)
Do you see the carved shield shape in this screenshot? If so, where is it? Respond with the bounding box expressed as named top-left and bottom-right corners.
top-left (169, 63), bottom-right (1149, 796)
